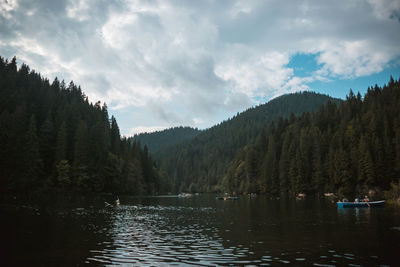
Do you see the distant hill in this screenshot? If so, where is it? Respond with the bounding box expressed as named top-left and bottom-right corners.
top-left (153, 91), bottom-right (342, 193)
top-left (132, 126), bottom-right (201, 153)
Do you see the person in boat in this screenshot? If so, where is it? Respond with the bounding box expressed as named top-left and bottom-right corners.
top-left (354, 198), bottom-right (359, 203)
top-left (363, 195), bottom-right (369, 202)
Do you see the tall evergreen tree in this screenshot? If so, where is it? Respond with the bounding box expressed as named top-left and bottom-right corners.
top-left (0, 56), bottom-right (164, 194)
top-left (221, 77), bottom-right (400, 198)
top-left (23, 115), bottom-right (43, 189)
top-left (55, 121), bottom-right (68, 163)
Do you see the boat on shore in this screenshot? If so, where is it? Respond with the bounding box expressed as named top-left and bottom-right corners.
top-left (337, 200), bottom-right (385, 208)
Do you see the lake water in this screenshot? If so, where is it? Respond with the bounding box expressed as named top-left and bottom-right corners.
top-left (1, 194), bottom-right (399, 266)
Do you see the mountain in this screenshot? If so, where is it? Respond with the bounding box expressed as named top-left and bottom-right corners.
top-left (0, 56), bottom-right (163, 195)
top-left (223, 77), bottom-right (400, 198)
top-left (133, 126), bottom-right (201, 153)
top-left (152, 91), bottom-right (342, 193)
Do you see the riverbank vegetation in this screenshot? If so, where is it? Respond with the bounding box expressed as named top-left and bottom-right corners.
top-left (384, 181), bottom-right (400, 204)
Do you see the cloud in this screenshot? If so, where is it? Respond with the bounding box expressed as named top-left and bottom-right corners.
top-left (315, 40), bottom-right (393, 78)
top-left (215, 50), bottom-right (293, 99)
top-left (0, 0), bottom-right (18, 19)
top-left (367, 0), bottom-right (400, 20)
top-left (66, 0), bottom-right (92, 21)
top-left (1, 0), bottom-right (400, 134)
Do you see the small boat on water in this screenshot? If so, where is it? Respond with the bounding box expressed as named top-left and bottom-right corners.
top-left (337, 200), bottom-right (385, 208)
top-left (216, 196), bottom-right (239, 200)
top-left (178, 193), bottom-right (193, 198)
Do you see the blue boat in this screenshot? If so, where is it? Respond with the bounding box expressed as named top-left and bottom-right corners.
top-left (337, 200), bottom-right (385, 208)
top-left (216, 196), bottom-right (239, 200)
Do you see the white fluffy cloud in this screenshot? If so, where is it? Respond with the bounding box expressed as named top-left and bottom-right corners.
top-left (215, 51), bottom-right (293, 100)
top-left (315, 40), bottom-right (393, 78)
top-left (1, 0), bottom-right (399, 134)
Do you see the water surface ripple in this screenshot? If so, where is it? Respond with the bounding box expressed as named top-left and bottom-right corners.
top-left (83, 196), bottom-right (399, 266)
top-left (1, 195), bottom-right (399, 266)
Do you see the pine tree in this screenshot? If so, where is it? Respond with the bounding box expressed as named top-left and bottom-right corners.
top-left (110, 116), bottom-right (121, 155)
top-left (23, 115), bottom-right (43, 189)
top-left (0, 57), bottom-right (163, 194)
top-left (55, 121), bottom-right (68, 163)
top-left (278, 132), bottom-right (291, 194)
top-left (56, 160), bottom-right (71, 188)
top-left (73, 120), bottom-right (89, 166)
top-left (39, 113), bottom-right (55, 175)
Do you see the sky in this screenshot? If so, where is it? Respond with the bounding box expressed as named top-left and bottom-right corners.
top-left (1, 0), bottom-right (400, 136)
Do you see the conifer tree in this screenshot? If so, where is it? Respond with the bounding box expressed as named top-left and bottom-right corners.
top-left (23, 115), bottom-right (43, 189)
top-left (55, 121), bottom-right (68, 163)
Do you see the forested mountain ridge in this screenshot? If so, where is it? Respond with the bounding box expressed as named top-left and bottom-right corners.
top-left (133, 126), bottom-right (201, 153)
top-left (154, 91), bottom-right (342, 193)
top-left (223, 77), bottom-right (400, 198)
top-left (0, 56), bottom-right (163, 194)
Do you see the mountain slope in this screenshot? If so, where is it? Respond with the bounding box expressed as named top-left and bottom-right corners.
top-left (154, 91), bottom-right (342, 192)
top-left (0, 56), bottom-right (162, 194)
top-left (133, 126), bottom-right (201, 154)
top-left (223, 78), bottom-right (400, 197)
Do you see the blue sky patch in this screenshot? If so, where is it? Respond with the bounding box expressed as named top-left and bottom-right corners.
top-left (308, 67), bottom-right (400, 99)
top-left (287, 53), bottom-right (321, 78)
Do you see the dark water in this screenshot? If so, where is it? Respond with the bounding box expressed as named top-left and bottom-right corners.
top-left (1, 194), bottom-right (399, 266)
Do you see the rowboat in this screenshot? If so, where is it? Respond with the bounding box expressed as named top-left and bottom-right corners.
top-left (216, 196), bottom-right (239, 200)
top-left (223, 196), bottom-right (238, 200)
top-left (337, 200), bottom-right (385, 208)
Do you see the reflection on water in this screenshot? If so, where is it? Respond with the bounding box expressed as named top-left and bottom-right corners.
top-left (337, 206), bottom-right (372, 224)
top-left (88, 205), bottom-right (231, 266)
top-left (1, 195), bottom-right (399, 266)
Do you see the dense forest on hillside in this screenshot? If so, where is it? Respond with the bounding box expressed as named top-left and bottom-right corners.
top-left (223, 77), bottom-right (400, 198)
top-left (133, 126), bottom-right (201, 153)
top-left (154, 92), bottom-right (341, 193)
top-left (0, 57), bottom-right (163, 195)
top-left (3, 56), bottom-right (397, 200)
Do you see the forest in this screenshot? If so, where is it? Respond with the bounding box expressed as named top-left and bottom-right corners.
top-left (0, 57), bottom-right (163, 195)
top-left (222, 77), bottom-right (400, 198)
top-left (149, 92), bottom-right (341, 193)
top-left (1, 55), bottom-right (399, 199)
top-left (133, 126), bottom-right (201, 153)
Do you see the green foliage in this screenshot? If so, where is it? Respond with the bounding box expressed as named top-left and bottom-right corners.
top-left (23, 115), bottom-right (43, 189)
top-left (133, 126), bottom-right (201, 153)
top-left (153, 91), bottom-right (341, 193)
top-left (0, 56), bottom-right (164, 194)
top-left (56, 160), bottom-right (72, 188)
top-left (222, 77), bottom-right (400, 197)
top-left (384, 180), bottom-right (400, 203)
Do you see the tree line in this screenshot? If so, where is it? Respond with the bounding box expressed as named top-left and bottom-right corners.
top-left (133, 126), bottom-right (201, 154)
top-left (152, 92), bottom-right (340, 193)
top-left (222, 77), bottom-right (400, 198)
top-left (3, 55), bottom-right (397, 199)
top-left (0, 56), bottom-right (163, 194)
